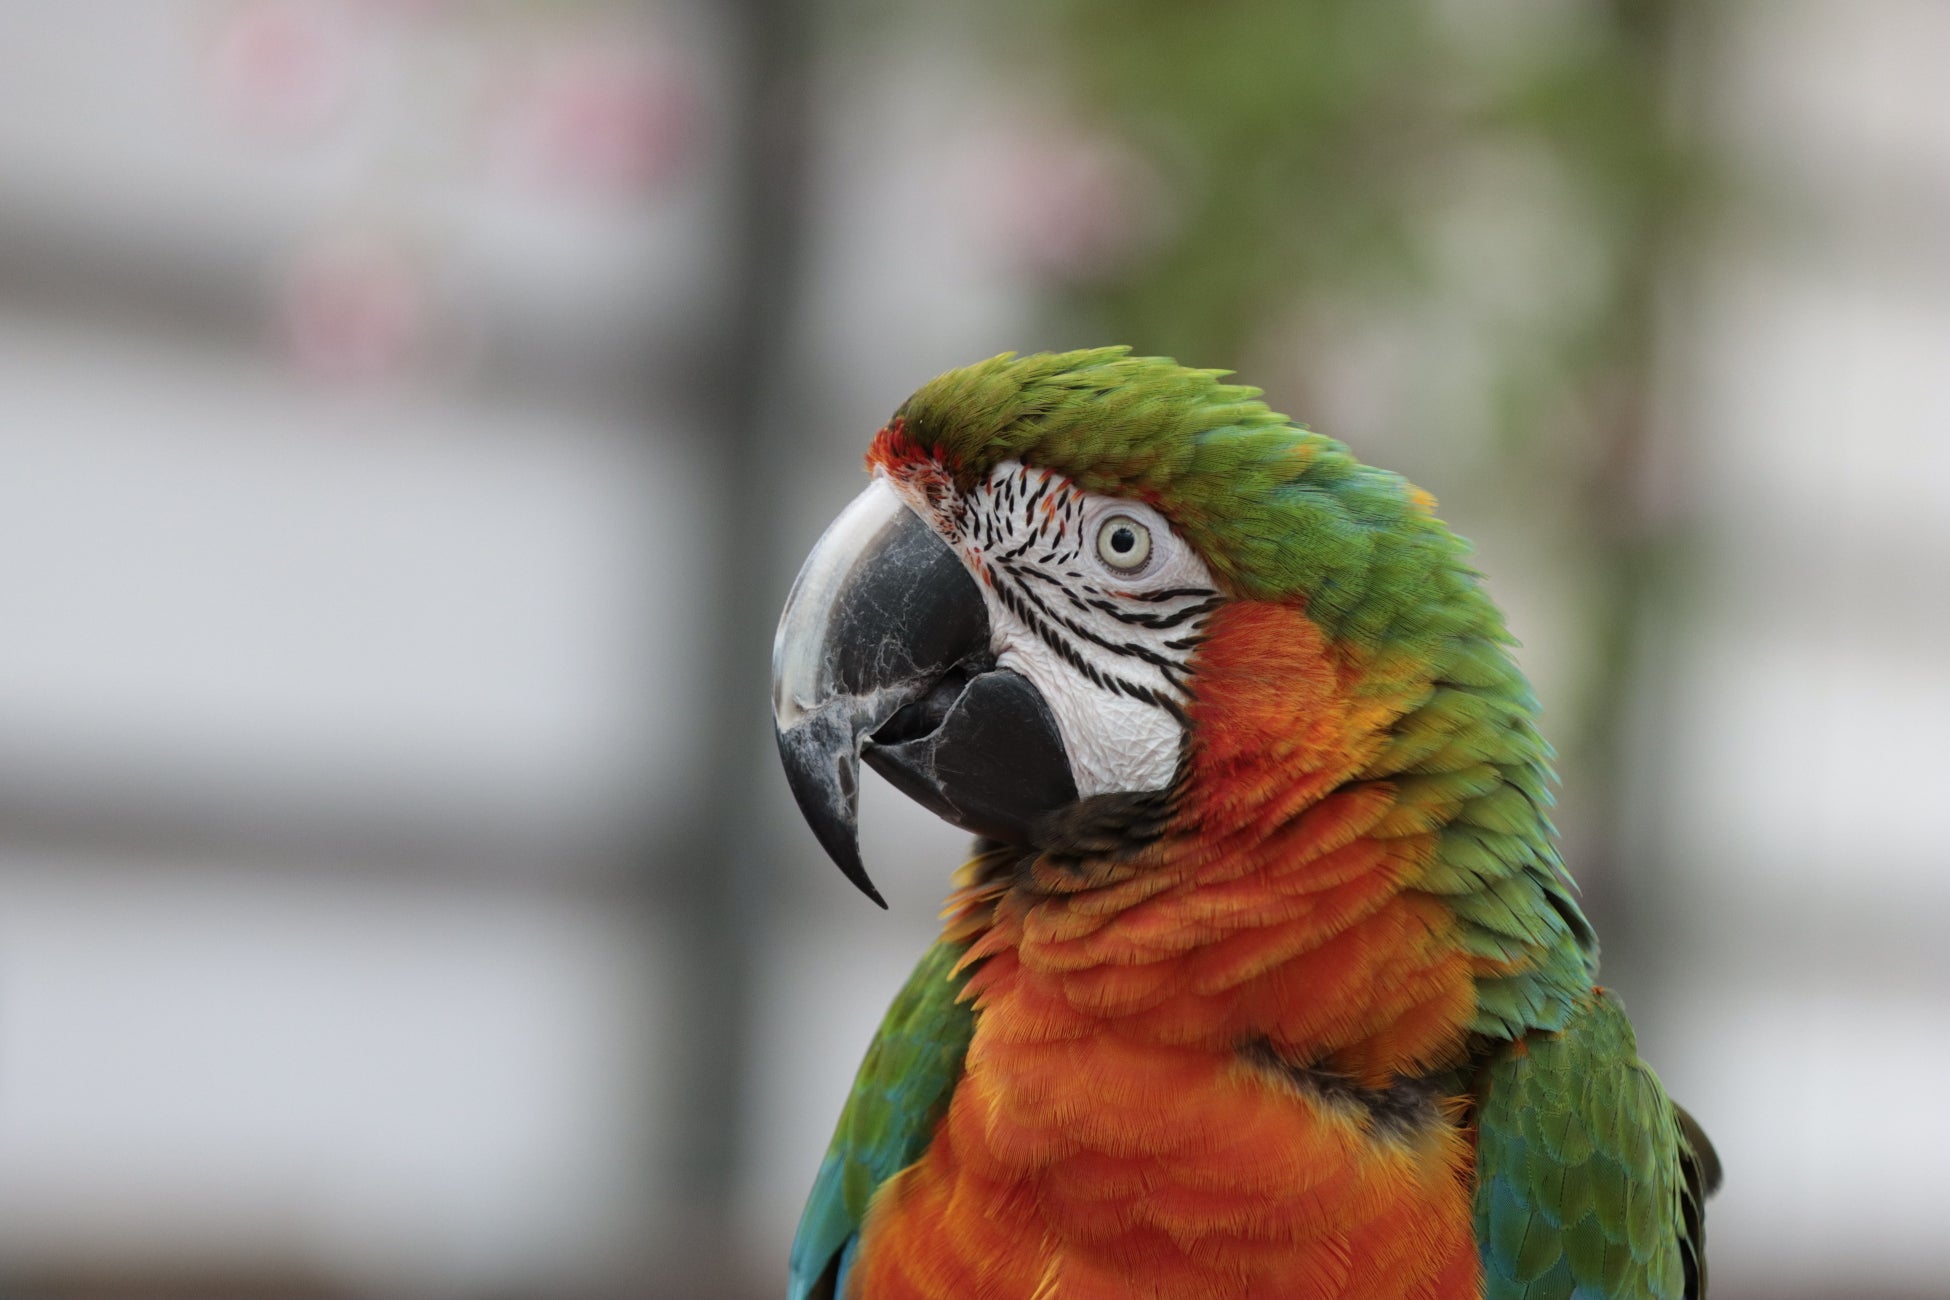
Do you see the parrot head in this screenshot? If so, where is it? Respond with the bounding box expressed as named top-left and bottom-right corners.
top-left (773, 347), bottom-right (1556, 922)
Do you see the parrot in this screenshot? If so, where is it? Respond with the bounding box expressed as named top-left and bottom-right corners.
top-left (770, 348), bottom-right (1719, 1300)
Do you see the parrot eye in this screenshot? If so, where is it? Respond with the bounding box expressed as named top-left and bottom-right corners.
top-left (1095, 514), bottom-right (1153, 572)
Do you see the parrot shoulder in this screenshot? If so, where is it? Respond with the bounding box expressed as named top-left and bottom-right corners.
top-left (1471, 987), bottom-right (1720, 1300)
top-left (788, 937), bottom-right (975, 1300)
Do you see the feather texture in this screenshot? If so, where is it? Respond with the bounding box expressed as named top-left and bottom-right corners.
top-left (788, 940), bottom-right (974, 1300)
top-left (1473, 989), bottom-right (1718, 1299)
top-left (785, 351), bottom-right (1714, 1298)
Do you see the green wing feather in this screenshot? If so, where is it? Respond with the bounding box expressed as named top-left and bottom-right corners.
top-left (788, 939), bottom-right (975, 1300)
top-left (1474, 989), bottom-right (1719, 1299)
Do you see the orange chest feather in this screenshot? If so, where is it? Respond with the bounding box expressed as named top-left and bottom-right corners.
top-left (849, 956), bottom-right (1481, 1300)
top-left (849, 604), bottom-right (1495, 1297)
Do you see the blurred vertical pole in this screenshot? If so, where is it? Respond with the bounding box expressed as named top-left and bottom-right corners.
top-left (1572, 0), bottom-right (1701, 990)
top-left (654, 0), bottom-right (814, 1285)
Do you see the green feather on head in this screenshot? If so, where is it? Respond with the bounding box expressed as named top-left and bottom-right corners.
top-left (887, 346), bottom-right (1596, 1035)
top-left (783, 346), bottom-right (1716, 1300)
top-left (896, 347), bottom-right (1495, 649)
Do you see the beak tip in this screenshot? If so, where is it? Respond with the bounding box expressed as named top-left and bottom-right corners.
top-left (775, 714), bottom-right (889, 910)
top-left (825, 838), bottom-right (891, 909)
top-left (819, 816), bottom-right (889, 910)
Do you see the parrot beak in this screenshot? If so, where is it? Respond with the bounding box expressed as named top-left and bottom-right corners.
top-left (772, 478), bottom-right (1079, 906)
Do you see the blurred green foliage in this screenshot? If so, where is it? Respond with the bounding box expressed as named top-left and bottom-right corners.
top-left (972, 0), bottom-right (1719, 916)
top-left (1002, 0), bottom-right (1707, 466)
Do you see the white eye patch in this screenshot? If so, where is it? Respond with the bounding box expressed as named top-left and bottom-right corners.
top-left (901, 461), bottom-right (1224, 798)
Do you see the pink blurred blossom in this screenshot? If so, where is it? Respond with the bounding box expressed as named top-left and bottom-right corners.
top-left (966, 120), bottom-right (1173, 284)
top-left (489, 39), bottom-right (698, 202)
top-left (279, 235), bottom-right (429, 385)
top-left (205, 0), bottom-right (358, 138)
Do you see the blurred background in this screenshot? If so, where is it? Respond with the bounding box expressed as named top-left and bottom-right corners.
top-left (0, 1), bottom-right (1943, 1297)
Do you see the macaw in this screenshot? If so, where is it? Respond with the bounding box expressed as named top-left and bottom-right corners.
top-left (771, 348), bottom-right (1719, 1300)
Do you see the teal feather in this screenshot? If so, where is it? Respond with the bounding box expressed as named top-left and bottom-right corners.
top-left (789, 351), bottom-right (1718, 1295)
top-left (1474, 989), bottom-right (1719, 1299)
top-left (787, 940), bottom-right (974, 1300)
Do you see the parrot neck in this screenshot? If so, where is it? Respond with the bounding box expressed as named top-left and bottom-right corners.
top-left (953, 599), bottom-right (1587, 1082)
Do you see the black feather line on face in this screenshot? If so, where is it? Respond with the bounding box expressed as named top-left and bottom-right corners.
top-left (997, 559), bottom-right (1202, 680)
top-left (1020, 475), bottom-right (1051, 523)
top-left (1083, 593), bottom-right (1224, 630)
top-left (951, 465), bottom-right (1226, 718)
top-left (986, 574), bottom-right (1163, 706)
